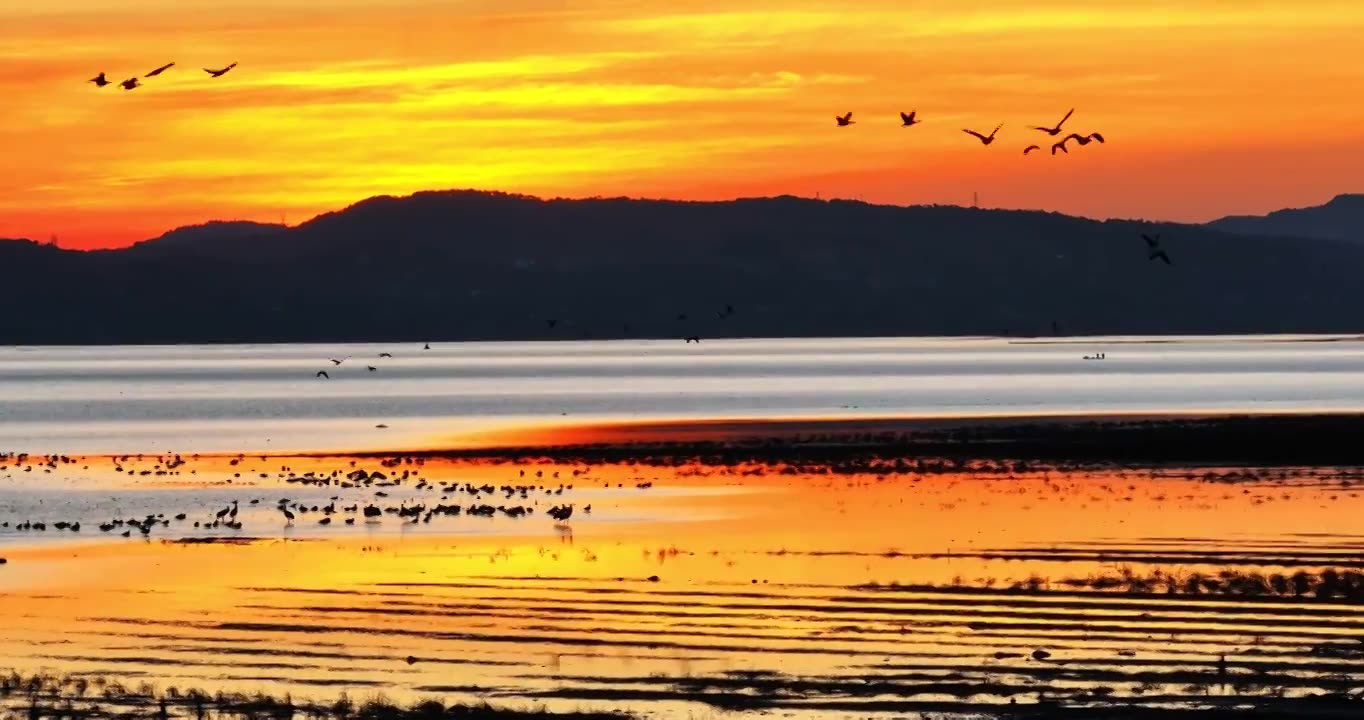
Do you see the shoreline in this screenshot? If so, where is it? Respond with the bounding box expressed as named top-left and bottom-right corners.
top-left (346, 412), bottom-right (1364, 469)
top-left (4, 331), bottom-right (1363, 348)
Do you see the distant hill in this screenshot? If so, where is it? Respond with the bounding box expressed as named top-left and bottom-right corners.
top-left (1208, 194), bottom-right (1364, 242)
top-left (3, 190), bottom-right (1364, 344)
top-left (130, 221), bottom-right (289, 259)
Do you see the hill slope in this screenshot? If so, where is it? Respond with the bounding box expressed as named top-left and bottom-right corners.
top-left (2, 190), bottom-right (1362, 344)
top-left (1208, 194), bottom-right (1364, 242)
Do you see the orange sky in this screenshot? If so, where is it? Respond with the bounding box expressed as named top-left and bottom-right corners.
top-left (4, 0), bottom-right (1363, 249)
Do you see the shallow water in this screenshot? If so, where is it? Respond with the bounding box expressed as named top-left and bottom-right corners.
top-left (4, 335), bottom-right (1364, 454)
top-left (2, 456), bottom-right (1364, 718)
top-left (4, 337), bottom-right (1364, 717)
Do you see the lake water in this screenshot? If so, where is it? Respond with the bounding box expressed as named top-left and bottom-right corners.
top-left (3, 336), bottom-right (1364, 718)
top-left (3, 334), bottom-right (1364, 455)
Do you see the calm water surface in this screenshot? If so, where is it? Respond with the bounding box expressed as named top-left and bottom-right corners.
top-left (3, 335), bottom-right (1364, 454)
top-left (3, 336), bottom-right (1364, 717)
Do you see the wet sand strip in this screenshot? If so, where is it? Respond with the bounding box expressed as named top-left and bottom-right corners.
top-left (344, 413), bottom-right (1364, 468)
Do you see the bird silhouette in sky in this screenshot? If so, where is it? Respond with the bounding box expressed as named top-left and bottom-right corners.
top-left (1062, 132), bottom-right (1107, 148)
top-left (145, 62), bottom-right (175, 78)
top-left (963, 124), bottom-right (1002, 145)
top-left (900, 111), bottom-right (920, 127)
top-left (1143, 233), bottom-right (1172, 264)
top-left (120, 77), bottom-right (141, 91)
top-left (204, 62), bottom-right (238, 78)
top-left (89, 72), bottom-right (111, 87)
top-left (367, 365), bottom-right (377, 372)
top-left (1023, 145), bottom-right (1041, 155)
top-left (378, 352), bottom-right (393, 358)
top-left (316, 370), bottom-right (330, 379)
top-left (1051, 138), bottom-right (1071, 155)
top-left (1031, 109), bottom-right (1075, 136)
top-left (329, 358), bottom-right (345, 366)
top-left (835, 112), bottom-right (855, 127)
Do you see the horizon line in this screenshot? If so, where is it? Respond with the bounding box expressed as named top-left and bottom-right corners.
top-left (8, 186), bottom-right (1357, 251)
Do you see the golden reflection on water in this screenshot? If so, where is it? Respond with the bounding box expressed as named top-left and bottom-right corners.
top-left (3, 457), bottom-right (1364, 716)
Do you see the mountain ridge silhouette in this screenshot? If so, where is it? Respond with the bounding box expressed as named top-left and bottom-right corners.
top-left (3, 190), bottom-right (1363, 344)
top-left (1208, 193), bottom-right (1364, 242)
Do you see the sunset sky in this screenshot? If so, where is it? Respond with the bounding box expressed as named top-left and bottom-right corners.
top-left (3, 0), bottom-right (1363, 248)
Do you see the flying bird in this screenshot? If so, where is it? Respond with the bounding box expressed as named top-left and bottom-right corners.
top-left (316, 371), bottom-right (330, 379)
top-left (367, 366), bottom-right (377, 372)
top-left (329, 358), bottom-right (345, 366)
top-left (144, 62), bottom-right (175, 78)
top-left (899, 111), bottom-right (920, 127)
top-left (120, 77), bottom-right (141, 91)
top-left (1023, 145), bottom-right (1041, 155)
top-left (378, 352), bottom-right (393, 358)
top-left (1051, 139), bottom-right (1070, 155)
top-left (1063, 132), bottom-right (1106, 148)
top-left (89, 72), bottom-right (111, 87)
top-left (1031, 109), bottom-right (1075, 136)
top-left (1143, 233), bottom-right (1173, 265)
top-left (835, 112), bottom-right (855, 127)
top-left (204, 62), bottom-right (238, 78)
top-left (963, 124), bottom-right (1002, 145)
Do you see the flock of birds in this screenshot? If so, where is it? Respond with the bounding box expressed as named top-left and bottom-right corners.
top-left (312, 305), bottom-right (737, 378)
top-left (314, 351), bottom-right (393, 379)
top-left (0, 451), bottom-right (665, 536)
top-left (86, 63), bottom-right (1168, 275)
top-left (838, 108), bottom-right (1107, 156)
top-left (88, 62), bottom-right (237, 91)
